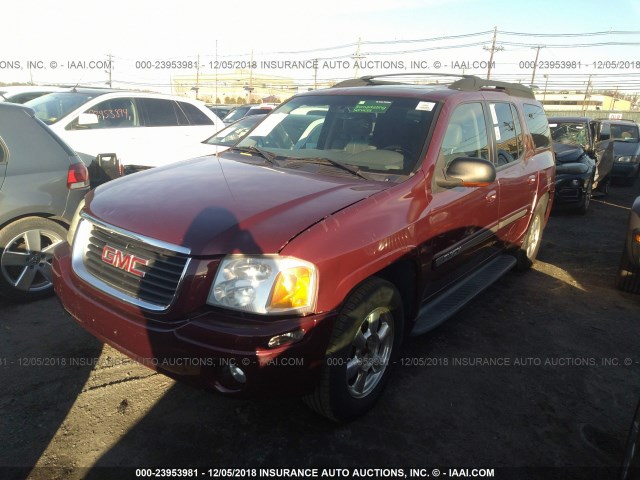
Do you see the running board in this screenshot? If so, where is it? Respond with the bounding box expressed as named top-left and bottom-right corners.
top-left (411, 255), bottom-right (517, 336)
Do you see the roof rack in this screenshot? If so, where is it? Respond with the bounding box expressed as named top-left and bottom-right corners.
top-left (332, 73), bottom-right (536, 99)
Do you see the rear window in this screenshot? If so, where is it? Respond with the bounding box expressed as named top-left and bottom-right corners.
top-left (27, 92), bottom-right (103, 125)
top-left (523, 104), bottom-right (551, 149)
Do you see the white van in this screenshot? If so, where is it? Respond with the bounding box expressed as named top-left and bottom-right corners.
top-left (26, 88), bottom-right (224, 176)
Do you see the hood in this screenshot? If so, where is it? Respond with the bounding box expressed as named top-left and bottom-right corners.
top-left (85, 155), bottom-right (387, 256)
top-left (612, 140), bottom-right (640, 157)
top-left (554, 142), bottom-right (586, 164)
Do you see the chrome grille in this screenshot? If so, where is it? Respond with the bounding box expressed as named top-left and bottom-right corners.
top-left (73, 217), bottom-right (190, 310)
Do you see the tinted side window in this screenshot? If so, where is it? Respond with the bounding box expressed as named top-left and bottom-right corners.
top-left (140, 98), bottom-right (180, 126)
top-left (439, 102), bottom-right (488, 166)
top-left (177, 102), bottom-right (213, 125)
top-left (489, 102), bottom-right (523, 166)
top-left (71, 97), bottom-right (139, 130)
top-left (523, 104), bottom-right (550, 149)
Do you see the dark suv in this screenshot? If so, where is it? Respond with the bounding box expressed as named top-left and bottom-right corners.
top-left (0, 102), bottom-right (89, 301)
top-left (53, 74), bottom-right (555, 421)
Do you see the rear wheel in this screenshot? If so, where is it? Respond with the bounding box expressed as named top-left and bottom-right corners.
top-left (304, 277), bottom-right (403, 422)
top-left (0, 217), bottom-right (67, 302)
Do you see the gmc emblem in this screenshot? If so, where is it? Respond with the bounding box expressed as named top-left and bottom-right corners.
top-left (101, 245), bottom-right (150, 278)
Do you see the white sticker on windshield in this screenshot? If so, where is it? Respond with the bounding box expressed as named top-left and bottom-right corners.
top-left (489, 104), bottom-right (498, 125)
top-left (415, 101), bottom-right (436, 111)
top-left (247, 112), bottom-right (287, 137)
top-left (549, 123), bottom-right (557, 127)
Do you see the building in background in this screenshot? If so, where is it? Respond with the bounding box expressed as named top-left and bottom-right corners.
top-left (537, 91), bottom-right (634, 112)
top-left (172, 69), bottom-right (300, 105)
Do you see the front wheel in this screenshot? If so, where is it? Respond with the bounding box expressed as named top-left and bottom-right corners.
top-left (514, 196), bottom-right (548, 271)
top-left (303, 277), bottom-right (403, 422)
top-left (617, 253), bottom-right (640, 294)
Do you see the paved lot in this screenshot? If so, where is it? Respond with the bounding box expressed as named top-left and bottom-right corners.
top-left (1, 180), bottom-right (639, 480)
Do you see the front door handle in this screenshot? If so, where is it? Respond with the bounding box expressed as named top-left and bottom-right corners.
top-left (527, 175), bottom-right (537, 185)
top-left (486, 190), bottom-right (497, 203)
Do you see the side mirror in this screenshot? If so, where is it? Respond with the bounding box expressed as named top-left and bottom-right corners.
top-left (77, 113), bottom-right (99, 126)
top-left (436, 157), bottom-right (496, 188)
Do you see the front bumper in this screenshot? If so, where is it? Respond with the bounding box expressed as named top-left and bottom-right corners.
top-left (53, 243), bottom-right (337, 396)
top-left (553, 175), bottom-right (590, 205)
top-left (612, 162), bottom-right (640, 179)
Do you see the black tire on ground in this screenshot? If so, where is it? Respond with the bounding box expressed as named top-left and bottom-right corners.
top-left (515, 195), bottom-right (548, 271)
top-left (617, 253), bottom-right (640, 294)
top-left (0, 217), bottom-right (67, 302)
top-left (303, 277), bottom-right (403, 422)
top-left (575, 179), bottom-right (593, 215)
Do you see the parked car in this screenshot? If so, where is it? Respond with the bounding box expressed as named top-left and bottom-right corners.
top-left (202, 114), bottom-right (266, 149)
top-left (552, 142), bottom-right (596, 214)
top-left (617, 195), bottom-right (640, 294)
top-left (206, 104), bottom-right (234, 120)
top-left (53, 74), bottom-right (555, 421)
top-left (222, 103), bottom-right (278, 124)
top-left (0, 102), bottom-right (89, 301)
top-left (548, 116), bottom-right (613, 194)
top-left (595, 119), bottom-right (640, 186)
top-left (25, 88), bottom-right (224, 182)
top-left (0, 85), bottom-right (67, 104)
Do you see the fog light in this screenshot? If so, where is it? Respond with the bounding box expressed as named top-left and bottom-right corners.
top-left (229, 365), bottom-right (247, 384)
top-left (634, 232), bottom-right (640, 245)
top-left (268, 329), bottom-right (305, 348)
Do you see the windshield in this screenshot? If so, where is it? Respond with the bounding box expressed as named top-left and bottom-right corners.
top-left (549, 121), bottom-right (589, 149)
top-left (610, 124), bottom-right (639, 143)
top-left (222, 106), bottom-right (251, 123)
top-left (235, 94), bottom-right (436, 177)
top-left (205, 114), bottom-right (265, 147)
top-left (26, 92), bottom-right (103, 125)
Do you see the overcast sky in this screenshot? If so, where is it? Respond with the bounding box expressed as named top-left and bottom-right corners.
top-left (2, 0), bottom-right (640, 93)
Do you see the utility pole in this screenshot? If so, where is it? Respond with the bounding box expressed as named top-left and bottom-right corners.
top-left (543, 74), bottom-right (549, 102)
top-left (249, 49), bottom-right (254, 102)
top-left (106, 53), bottom-right (113, 87)
top-left (195, 54), bottom-right (200, 100)
top-left (611, 86), bottom-right (619, 111)
top-left (352, 37), bottom-right (365, 78)
top-left (313, 58), bottom-right (318, 90)
top-left (530, 46), bottom-right (544, 85)
top-left (483, 26), bottom-right (503, 80)
top-left (215, 40), bottom-right (218, 103)
top-left (582, 75), bottom-right (592, 115)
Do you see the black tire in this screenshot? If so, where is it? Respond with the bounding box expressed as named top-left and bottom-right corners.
top-left (303, 277), bottom-right (403, 422)
top-left (617, 253), bottom-right (640, 294)
top-left (515, 195), bottom-right (548, 271)
top-left (0, 217), bottom-right (67, 302)
top-left (575, 179), bottom-right (593, 215)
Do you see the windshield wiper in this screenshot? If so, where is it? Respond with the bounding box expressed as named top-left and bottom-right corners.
top-left (290, 157), bottom-right (368, 179)
top-left (231, 146), bottom-right (277, 165)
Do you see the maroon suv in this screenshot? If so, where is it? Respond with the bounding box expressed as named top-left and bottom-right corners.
top-left (53, 75), bottom-right (555, 421)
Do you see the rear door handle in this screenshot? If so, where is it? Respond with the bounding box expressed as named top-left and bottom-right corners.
top-left (527, 175), bottom-right (537, 185)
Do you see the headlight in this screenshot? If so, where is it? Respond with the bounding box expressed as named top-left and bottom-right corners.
top-left (616, 156), bottom-right (640, 163)
top-left (66, 199), bottom-right (86, 245)
top-left (207, 255), bottom-right (317, 315)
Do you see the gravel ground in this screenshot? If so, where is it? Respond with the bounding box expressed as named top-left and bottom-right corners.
top-left (1, 179), bottom-right (639, 480)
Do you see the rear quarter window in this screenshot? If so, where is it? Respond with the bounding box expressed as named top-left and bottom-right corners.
top-left (177, 102), bottom-right (213, 125)
top-left (523, 104), bottom-right (551, 149)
